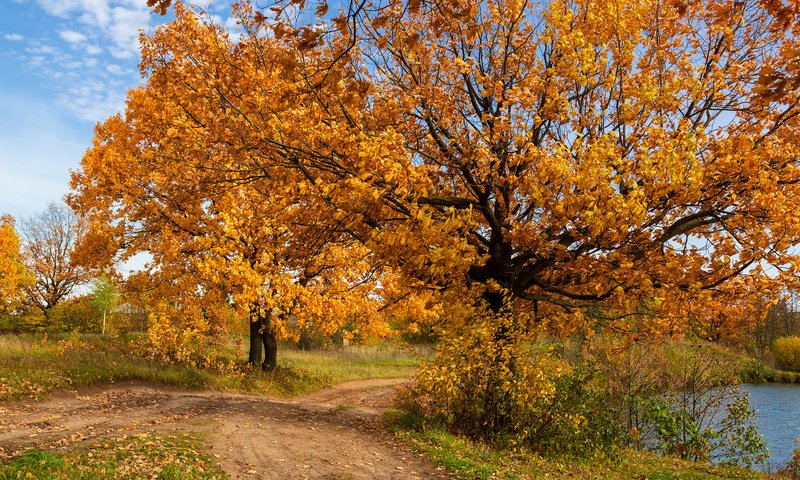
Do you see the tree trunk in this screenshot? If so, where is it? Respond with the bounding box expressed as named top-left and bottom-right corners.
top-left (248, 307), bottom-right (264, 366)
top-left (248, 307), bottom-right (278, 371)
top-left (263, 327), bottom-right (277, 371)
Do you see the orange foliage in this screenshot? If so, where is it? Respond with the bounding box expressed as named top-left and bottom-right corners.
top-left (71, 0), bottom-right (800, 345)
top-left (0, 215), bottom-right (28, 312)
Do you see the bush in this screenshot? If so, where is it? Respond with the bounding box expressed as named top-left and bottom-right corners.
top-left (587, 338), bottom-right (767, 467)
top-left (406, 309), bottom-right (622, 459)
top-left (49, 296), bottom-right (103, 332)
top-left (782, 446), bottom-right (800, 479)
top-left (646, 390), bottom-right (767, 468)
top-left (774, 336), bottom-right (800, 372)
top-left (584, 336), bottom-right (668, 450)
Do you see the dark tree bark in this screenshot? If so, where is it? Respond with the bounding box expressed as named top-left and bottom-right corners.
top-left (248, 313), bottom-right (263, 365)
top-left (248, 307), bottom-right (278, 371)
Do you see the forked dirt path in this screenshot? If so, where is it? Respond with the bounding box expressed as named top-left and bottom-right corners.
top-left (0, 379), bottom-right (450, 479)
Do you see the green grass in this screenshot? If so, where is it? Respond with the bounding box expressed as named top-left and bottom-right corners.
top-left (386, 413), bottom-right (774, 480)
top-left (0, 433), bottom-right (225, 480)
top-left (281, 343), bottom-right (424, 382)
top-left (0, 333), bottom-right (424, 401)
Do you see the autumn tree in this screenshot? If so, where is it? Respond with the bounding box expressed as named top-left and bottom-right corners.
top-left (108, 0), bottom-right (800, 330)
top-left (20, 203), bottom-right (92, 317)
top-left (0, 215), bottom-right (28, 312)
top-left (70, 86), bottom-right (399, 369)
top-left (72, 0), bottom-right (800, 444)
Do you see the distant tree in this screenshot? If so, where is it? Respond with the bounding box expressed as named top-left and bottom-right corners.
top-left (20, 203), bottom-right (92, 316)
top-left (0, 214), bottom-right (28, 312)
top-left (755, 293), bottom-right (800, 352)
top-left (90, 275), bottom-right (119, 334)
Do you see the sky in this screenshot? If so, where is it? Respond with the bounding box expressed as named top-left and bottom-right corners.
top-left (0, 0), bottom-right (232, 221)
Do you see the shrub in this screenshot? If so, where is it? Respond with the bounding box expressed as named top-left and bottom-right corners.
top-left (406, 309), bottom-right (622, 459)
top-left (774, 336), bottom-right (800, 372)
top-left (17, 308), bottom-right (48, 332)
top-left (587, 337), bottom-right (767, 467)
top-left (137, 303), bottom-right (211, 366)
top-left (782, 445), bottom-right (800, 479)
top-left (642, 342), bottom-right (767, 467)
top-left (48, 296), bottom-right (103, 332)
top-left (584, 336), bottom-right (668, 450)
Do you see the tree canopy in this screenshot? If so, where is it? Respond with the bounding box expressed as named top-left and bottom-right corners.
top-left (72, 0), bottom-right (800, 343)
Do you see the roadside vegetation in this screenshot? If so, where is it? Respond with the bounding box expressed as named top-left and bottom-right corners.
top-left (0, 333), bottom-right (422, 401)
top-left (1, 329), bottom-right (800, 479)
top-left (0, 433), bottom-right (224, 480)
top-left (390, 425), bottom-right (764, 480)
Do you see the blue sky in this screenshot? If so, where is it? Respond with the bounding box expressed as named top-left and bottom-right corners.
top-left (0, 0), bottom-right (232, 221)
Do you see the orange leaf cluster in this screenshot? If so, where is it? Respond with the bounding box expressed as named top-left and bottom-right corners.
top-left (0, 215), bottom-right (28, 312)
top-left (71, 0), bottom-right (800, 342)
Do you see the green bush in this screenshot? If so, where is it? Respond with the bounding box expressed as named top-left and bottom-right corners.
top-left (774, 336), bottom-right (800, 372)
top-left (646, 391), bottom-right (767, 468)
top-left (49, 296), bottom-right (104, 332)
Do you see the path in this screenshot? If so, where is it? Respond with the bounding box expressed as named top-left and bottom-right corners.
top-left (0, 379), bottom-right (450, 479)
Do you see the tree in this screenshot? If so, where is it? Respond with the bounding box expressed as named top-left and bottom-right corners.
top-left (71, 0), bottom-right (800, 441)
top-left (91, 275), bottom-right (119, 334)
top-left (70, 95), bottom-right (400, 369)
top-left (99, 0), bottom-right (800, 329)
top-left (20, 203), bottom-right (92, 316)
top-left (0, 215), bottom-right (28, 312)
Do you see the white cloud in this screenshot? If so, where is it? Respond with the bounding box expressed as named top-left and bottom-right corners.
top-left (36, 0), bottom-right (154, 57)
top-left (27, 43), bottom-right (59, 55)
top-left (85, 44), bottom-right (103, 55)
top-left (59, 29), bottom-right (88, 44)
top-left (4, 33), bottom-right (24, 41)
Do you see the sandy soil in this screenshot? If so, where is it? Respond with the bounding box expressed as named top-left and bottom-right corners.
top-left (0, 378), bottom-right (450, 479)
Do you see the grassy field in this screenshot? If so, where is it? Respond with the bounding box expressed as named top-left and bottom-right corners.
top-left (0, 333), bottom-right (424, 401)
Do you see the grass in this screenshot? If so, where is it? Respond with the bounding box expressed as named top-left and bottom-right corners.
top-left (0, 433), bottom-right (225, 480)
top-left (387, 420), bottom-right (770, 480)
top-left (0, 333), bottom-right (424, 401)
top-left (0, 333), bottom-right (423, 479)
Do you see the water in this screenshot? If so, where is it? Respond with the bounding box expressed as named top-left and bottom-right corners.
top-left (743, 383), bottom-right (800, 470)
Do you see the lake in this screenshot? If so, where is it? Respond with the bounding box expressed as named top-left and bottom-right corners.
top-left (744, 383), bottom-right (800, 470)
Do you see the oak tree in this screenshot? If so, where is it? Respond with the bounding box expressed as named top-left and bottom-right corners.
top-left (109, 0), bottom-right (800, 330)
top-left (71, 0), bottom-right (800, 440)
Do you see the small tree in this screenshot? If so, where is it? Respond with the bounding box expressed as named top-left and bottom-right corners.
top-left (91, 276), bottom-right (119, 334)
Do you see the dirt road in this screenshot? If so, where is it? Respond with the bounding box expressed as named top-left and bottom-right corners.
top-left (0, 379), bottom-right (450, 479)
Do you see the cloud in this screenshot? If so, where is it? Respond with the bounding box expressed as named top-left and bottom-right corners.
top-left (36, 0), bottom-right (154, 57)
top-left (59, 29), bottom-right (87, 44)
top-left (16, 38), bottom-right (135, 122)
top-left (4, 33), bottom-right (24, 41)
top-left (106, 63), bottom-right (126, 75)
